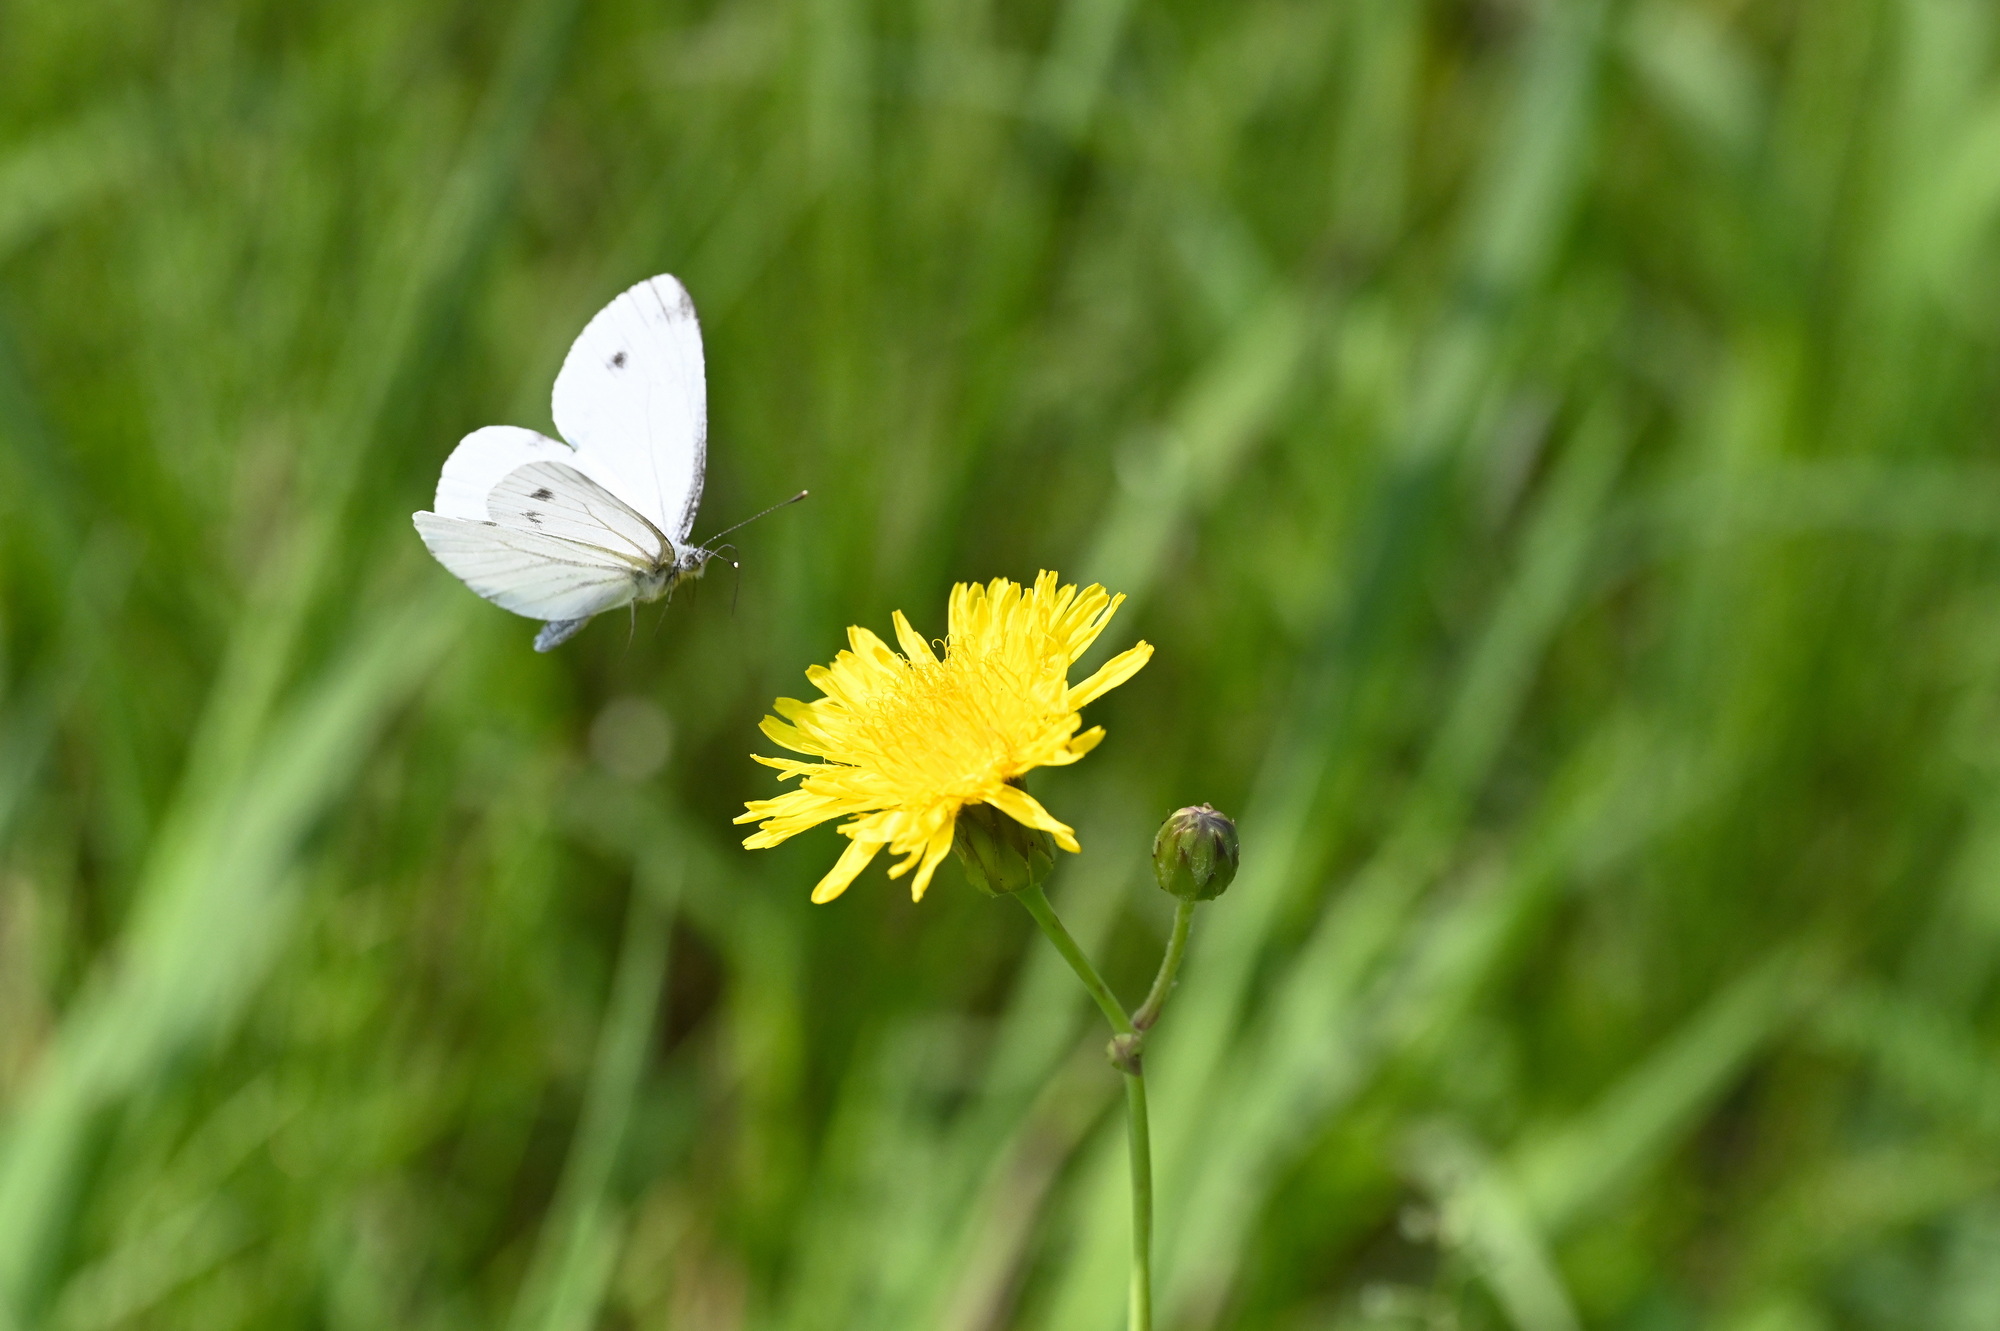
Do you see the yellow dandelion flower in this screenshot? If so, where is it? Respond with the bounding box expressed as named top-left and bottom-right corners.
top-left (736, 571), bottom-right (1153, 904)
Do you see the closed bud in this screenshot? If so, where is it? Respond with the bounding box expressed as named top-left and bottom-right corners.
top-left (1152, 804), bottom-right (1239, 901)
top-left (953, 801), bottom-right (1056, 897)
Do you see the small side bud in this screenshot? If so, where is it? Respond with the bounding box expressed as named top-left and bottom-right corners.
top-left (954, 801), bottom-right (1056, 897)
top-left (1151, 804), bottom-right (1239, 901)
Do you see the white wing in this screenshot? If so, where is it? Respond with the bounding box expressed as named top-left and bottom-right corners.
top-left (552, 274), bottom-right (707, 544)
top-left (433, 425), bottom-right (582, 520)
top-left (486, 461), bottom-right (667, 565)
top-left (413, 513), bottom-right (644, 621)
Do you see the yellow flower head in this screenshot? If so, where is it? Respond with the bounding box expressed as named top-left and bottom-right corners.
top-left (737, 572), bottom-right (1153, 903)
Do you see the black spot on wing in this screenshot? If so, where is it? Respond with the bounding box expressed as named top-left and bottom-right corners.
top-left (530, 487), bottom-right (554, 501)
top-left (524, 511), bottom-right (542, 524)
top-left (610, 351), bottom-right (626, 368)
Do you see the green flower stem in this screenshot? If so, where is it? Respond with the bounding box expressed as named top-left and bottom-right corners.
top-left (1018, 884), bottom-right (1135, 1036)
top-left (1124, 1069), bottom-right (1154, 1331)
top-left (1133, 898), bottom-right (1196, 1031)
top-left (1016, 883), bottom-right (1152, 1331)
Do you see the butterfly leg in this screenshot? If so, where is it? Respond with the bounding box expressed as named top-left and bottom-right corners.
top-left (534, 616), bottom-right (592, 652)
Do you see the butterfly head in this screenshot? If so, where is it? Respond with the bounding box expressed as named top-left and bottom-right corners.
top-left (645, 542), bottom-right (725, 600)
top-left (651, 489), bottom-right (805, 603)
top-left (675, 544), bottom-right (720, 581)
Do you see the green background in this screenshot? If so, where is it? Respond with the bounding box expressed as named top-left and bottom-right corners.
top-left (4, 0), bottom-right (2000, 1326)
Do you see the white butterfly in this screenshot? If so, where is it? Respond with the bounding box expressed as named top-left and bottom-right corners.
top-left (414, 274), bottom-right (737, 652)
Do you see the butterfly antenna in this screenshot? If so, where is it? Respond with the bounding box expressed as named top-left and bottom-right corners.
top-left (695, 489), bottom-right (809, 551)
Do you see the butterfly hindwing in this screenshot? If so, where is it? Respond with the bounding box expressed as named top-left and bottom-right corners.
top-left (433, 425), bottom-right (584, 521)
top-left (552, 274), bottom-right (707, 544)
top-left (534, 618), bottom-right (593, 652)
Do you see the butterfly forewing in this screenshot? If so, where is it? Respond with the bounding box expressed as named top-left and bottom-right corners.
top-left (413, 514), bottom-right (646, 621)
top-left (486, 461), bottom-right (668, 566)
top-left (551, 274), bottom-right (707, 544)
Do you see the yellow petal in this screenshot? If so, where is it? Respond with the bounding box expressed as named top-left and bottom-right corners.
top-left (907, 817), bottom-right (959, 901)
top-left (809, 648), bottom-right (897, 706)
top-left (1067, 641), bottom-right (1152, 710)
top-left (950, 581), bottom-right (988, 645)
top-left (847, 625), bottom-right (901, 670)
top-left (946, 581), bottom-right (973, 639)
top-left (892, 610), bottom-right (939, 664)
top-left (758, 711), bottom-right (818, 754)
top-left (736, 791), bottom-right (813, 822)
top-left (811, 834), bottom-right (884, 903)
top-left (1066, 590), bottom-right (1122, 661)
top-left (984, 783), bottom-right (1080, 854)
top-left (751, 753), bottom-right (825, 777)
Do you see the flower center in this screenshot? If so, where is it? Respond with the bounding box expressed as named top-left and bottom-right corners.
top-left (847, 639), bottom-right (1063, 800)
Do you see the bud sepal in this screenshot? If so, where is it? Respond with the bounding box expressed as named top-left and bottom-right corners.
top-left (953, 800), bottom-right (1057, 897)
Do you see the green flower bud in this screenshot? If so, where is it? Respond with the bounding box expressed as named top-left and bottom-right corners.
top-left (1151, 804), bottom-right (1239, 901)
top-left (953, 801), bottom-right (1056, 897)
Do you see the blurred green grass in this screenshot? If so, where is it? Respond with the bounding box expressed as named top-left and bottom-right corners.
top-left (6, 0), bottom-right (2000, 1327)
